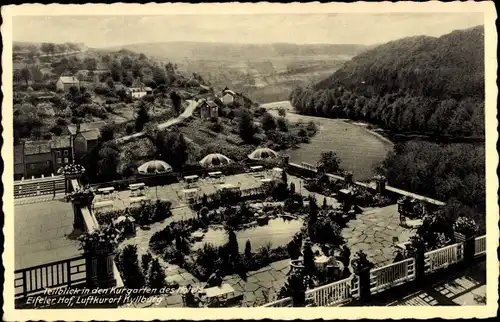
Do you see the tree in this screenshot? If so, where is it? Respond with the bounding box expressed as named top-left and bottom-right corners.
top-left (141, 252), bottom-right (153, 274)
top-left (120, 245), bottom-right (145, 288)
top-left (238, 110), bottom-right (256, 143)
top-left (83, 57), bottom-right (97, 71)
top-left (278, 108), bottom-right (287, 117)
top-left (100, 125), bottom-right (115, 141)
top-left (244, 240), bottom-right (252, 259)
top-left (317, 151), bottom-right (342, 174)
top-left (20, 67), bottom-right (32, 88)
top-left (135, 103), bottom-right (150, 132)
top-left (226, 229), bottom-right (239, 258)
top-left (277, 117), bottom-right (288, 132)
top-left (261, 112), bottom-right (277, 132)
top-left (170, 91), bottom-right (182, 114)
top-left (152, 130), bottom-right (189, 171)
top-left (145, 258), bottom-right (166, 288)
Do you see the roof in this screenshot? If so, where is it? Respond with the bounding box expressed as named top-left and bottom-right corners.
top-left (51, 135), bottom-right (72, 149)
top-left (129, 87), bottom-right (151, 93)
top-left (78, 129), bottom-right (101, 141)
top-left (58, 76), bottom-right (80, 84)
top-left (223, 89), bottom-right (236, 96)
top-left (24, 140), bottom-right (52, 155)
top-left (67, 121), bottom-right (106, 135)
top-left (206, 100), bottom-right (218, 108)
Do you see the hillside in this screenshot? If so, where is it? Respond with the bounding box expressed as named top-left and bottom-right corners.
top-left (106, 42), bottom-right (368, 60)
top-left (290, 25), bottom-right (485, 137)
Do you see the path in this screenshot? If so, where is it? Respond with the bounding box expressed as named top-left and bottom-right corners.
top-left (116, 99), bottom-right (198, 144)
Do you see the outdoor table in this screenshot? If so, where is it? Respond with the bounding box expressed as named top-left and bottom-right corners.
top-left (183, 188), bottom-right (199, 200)
top-left (208, 171), bottom-right (223, 178)
top-left (129, 183), bottom-right (146, 196)
top-left (250, 165), bottom-right (264, 172)
top-left (405, 219), bottom-right (423, 228)
top-left (93, 200), bottom-right (114, 211)
top-left (218, 184), bottom-right (237, 191)
top-left (204, 284), bottom-right (235, 300)
top-left (184, 175), bottom-right (200, 183)
top-left (130, 196), bottom-right (148, 205)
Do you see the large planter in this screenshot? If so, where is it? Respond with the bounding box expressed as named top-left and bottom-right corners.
top-left (84, 245), bottom-right (116, 288)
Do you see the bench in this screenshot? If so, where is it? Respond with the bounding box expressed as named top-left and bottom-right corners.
top-left (93, 200), bottom-right (114, 211)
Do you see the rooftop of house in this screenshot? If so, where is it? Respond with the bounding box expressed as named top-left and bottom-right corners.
top-left (51, 135), bottom-right (72, 149)
top-left (67, 121), bottom-right (106, 135)
top-left (58, 76), bottom-right (80, 84)
top-left (78, 129), bottom-right (101, 141)
top-left (24, 140), bottom-right (52, 155)
top-left (129, 86), bottom-right (153, 92)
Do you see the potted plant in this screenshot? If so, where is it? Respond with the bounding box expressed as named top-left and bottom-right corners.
top-left (351, 250), bottom-right (374, 301)
top-left (58, 163), bottom-right (86, 179)
top-left (453, 216), bottom-right (477, 242)
top-left (78, 225), bottom-right (120, 255)
top-left (66, 185), bottom-right (95, 207)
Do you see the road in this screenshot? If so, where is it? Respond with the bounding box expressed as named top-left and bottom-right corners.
top-left (116, 99), bottom-right (198, 144)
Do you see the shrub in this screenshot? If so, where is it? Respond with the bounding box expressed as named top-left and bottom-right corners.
top-left (120, 245), bottom-right (145, 288)
top-left (145, 258), bottom-right (166, 288)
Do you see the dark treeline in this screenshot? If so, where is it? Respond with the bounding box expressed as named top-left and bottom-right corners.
top-left (290, 26), bottom-right (485, 138)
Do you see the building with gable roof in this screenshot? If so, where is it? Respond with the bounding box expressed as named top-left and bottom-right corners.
top-left (56, 76), bottom-right (80, 92)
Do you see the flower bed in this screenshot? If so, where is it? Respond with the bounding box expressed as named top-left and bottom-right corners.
top-left (78, 225), bottom-right (120, 254)
top-left (95, 200), bottom-right (172, 227)
top-left (65, 185), bottom-right (95, 206)
top-left (58, 163), bottom-right (86, 177)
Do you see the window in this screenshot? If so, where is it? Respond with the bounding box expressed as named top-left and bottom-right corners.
top-left (64, 158), bottom-right (69, 164)
top-left (57, 158), bottom-right (62, 164)
top-left (56, 151), bottom-right (61, 157)
top-left (64, 150), bottom-right (69, 156)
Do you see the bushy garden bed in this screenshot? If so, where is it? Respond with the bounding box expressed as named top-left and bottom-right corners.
top-left (95, 200), bottom-right (172, 227)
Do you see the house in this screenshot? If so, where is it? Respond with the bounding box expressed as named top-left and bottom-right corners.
top-left (221, 87), bottom-right (236, 106)
top-left (14, 144), bottom-right (25, 180)
top-left (51, 135), bottom-right (73, 169)
top-left (56, 76), bottom-right (80, 92)
top-left (67, 121), bottom-right (106, 136)
top-left (199, 99), bottom-right (219, 120)
top-left (128, 86), bottom-right (153, 99)
top-left (73, 128), bottom-right (101, 160)
top-left (23, 140), bottom-right (53, 178)
top-left (14, 135), bottom-right (74, 180)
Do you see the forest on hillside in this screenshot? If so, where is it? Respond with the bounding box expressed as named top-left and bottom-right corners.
top-left (290, 26), bottom-right (485, 138)
top-left (290, 26), bottom-right (486, 227)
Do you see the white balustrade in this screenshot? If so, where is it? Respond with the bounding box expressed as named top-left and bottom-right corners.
top-left (370, 258), bottom-right (415, 293)
top-left (425, 243), bottom-right (461, 273)
top-left (261, 296), bottom-right (293, 307)
top-left (305, 277), bottom-right (353, 306)
top-left (475, 235), bottom-right (486, 256)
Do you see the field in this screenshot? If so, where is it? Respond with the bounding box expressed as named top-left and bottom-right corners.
top-left (265, 101), bottom-right (394, 181)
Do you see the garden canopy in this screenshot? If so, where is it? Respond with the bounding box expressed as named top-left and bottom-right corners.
top-left (137, 160), bottom-right (173, 174)
top-left (248, 147), bottom-right (278, 161)
top-left (199, 153), bottom-right (232, 168)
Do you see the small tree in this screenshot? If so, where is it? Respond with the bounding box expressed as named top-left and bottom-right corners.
top-left (322, 198), bottom-right (327, 209)
top-left (135, 103), bottom-right (150, 132)
top-left (145, 258), bottom-right (166, 288)
top-left (278, 107), bottom-right (286, 117)
top-left (227, 229), bottom-right (239, 258)
top-left (317, 151), bottom-right (342, 174)
top-left (141, 252), bottom-right (153, 274)
top-left (262, 112), bottom-right (277, 132)
top-left (244, 240), bottom-right (252, 259)
top-left (121, 245), bottom-right (145, 288)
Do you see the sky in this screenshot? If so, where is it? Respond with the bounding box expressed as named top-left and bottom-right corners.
top-left (13, 13), bottom-right (484, 48)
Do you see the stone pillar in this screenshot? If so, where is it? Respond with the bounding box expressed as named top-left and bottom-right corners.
top-left (72, 202), bottom-right (85, 231)
top-left (376, 178), bottom-right (386, 195)
top-left (85, 248), bottom-right (117, 289)
top-left (282, 154), bottom-right (290, 169)
top-left (463, 236), bottom-right (476, 265)
top-left (414, 249), bottom-right (426, 283)
top-left (356, 268), bottom-right (372, 302)
top-left (345, 171), bottom-right (353, 184)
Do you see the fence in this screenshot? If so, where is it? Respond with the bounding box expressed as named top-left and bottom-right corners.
top-left (370, 258), bottom-right (415, 293)
top-left (262, 235), bottom-right (486, 307)
top-left (475, 235), bottom-right (486, 256)
top-left (424, 243), bottom-right (463, 274)
top-left (14, 256), bottom-right (86, 298)
top-left (14, 175), bottom-right (65, 199)
top-left (306, 276), bottom-right (353, 307)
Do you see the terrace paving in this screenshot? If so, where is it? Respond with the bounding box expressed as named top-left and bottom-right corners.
top-left (14, 199), bottom-right (81, 270)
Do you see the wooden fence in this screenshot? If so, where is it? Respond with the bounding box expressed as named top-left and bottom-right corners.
top-left (14, 175), bottom-right (65, 199)
top-left (14, 256), bottom-right (86, 298)
top-left (262, 235), bottom-right (486, 307)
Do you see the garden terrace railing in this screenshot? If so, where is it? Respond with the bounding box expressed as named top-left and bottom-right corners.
top-left (14, 174), bottom-right (65, 199)
top-left (475, 235), bottom-right (486, 256)
top-left (370, 258), bottom-right (415, 293)
top-left (261, 296), bottom-right (293, 307)
top-left (14, 256), bottom-right (86, 298)
top-left (262, 235), bottom-right (486, 307)
top-left (424, 243), bottom-right (463, 274)
top-left (305, 276), bottom-right (354, 306)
